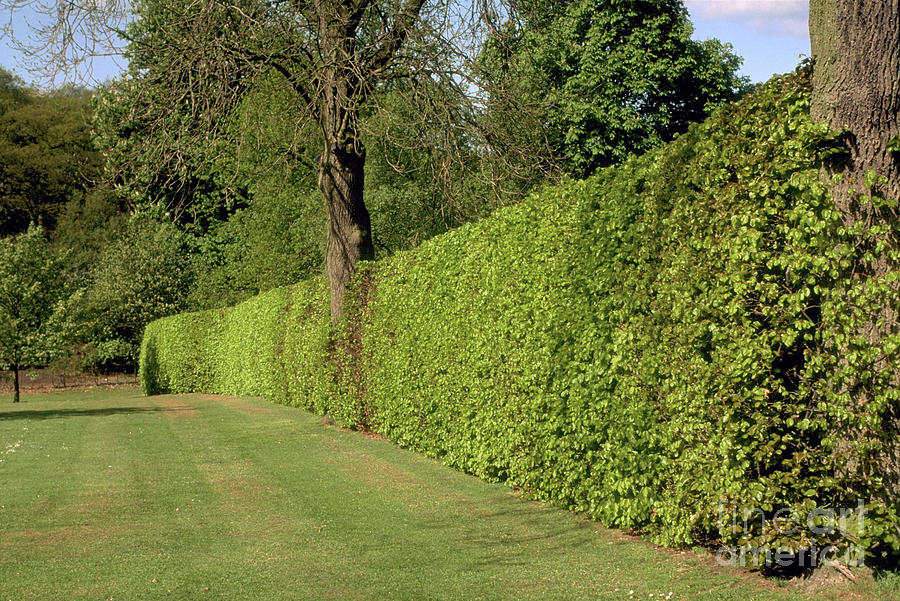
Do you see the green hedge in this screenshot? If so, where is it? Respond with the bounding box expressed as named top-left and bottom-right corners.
top-left (140, 276), bottom-right (334, 412)
top-left (140, 68), bottom-right (899, 563)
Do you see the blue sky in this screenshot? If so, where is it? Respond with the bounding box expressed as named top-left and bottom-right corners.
top-left (1, 1), bottom-right (811, 87)
top-left (685, 0), bottom-right (810, 83)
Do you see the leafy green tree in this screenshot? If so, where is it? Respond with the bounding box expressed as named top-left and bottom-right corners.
top-left (0, 68), bottom-right (30, 115)
top-left (0, 225), bottom-right (71, 402)
top-left (0, 81), bottom-right (101, 236)
top-left (477, 0), bottom-right (746, 180)
top-left (80, 217), bottom-right (192, 372)
top-left (89, 0), bottom-right (450, 318)
top-left (91, 73), bottom-right (250, 234)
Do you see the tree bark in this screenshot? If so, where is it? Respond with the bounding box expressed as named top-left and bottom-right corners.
top-left (810, 0), bottom-right (900, 206)
top-left (312, 0), bottom-right (379, 321)
top-left (318, 142), bottom-right (374, 320)
top-left (809, 0), bottom-right (900, 502)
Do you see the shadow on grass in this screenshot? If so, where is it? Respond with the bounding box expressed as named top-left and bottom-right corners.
top-left (414, 496), bottom-right (600, 570)
top-left (0, 406), bottom-right (188, 421)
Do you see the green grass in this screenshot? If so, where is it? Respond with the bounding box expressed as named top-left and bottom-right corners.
top-left (0, 388), bottom-right (893, 601)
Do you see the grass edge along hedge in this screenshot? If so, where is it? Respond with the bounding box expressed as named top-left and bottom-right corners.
top-left (140, 67), bottom-right (900, 567)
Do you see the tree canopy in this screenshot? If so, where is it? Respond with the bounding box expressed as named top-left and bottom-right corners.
top-left (0, 70), bottom-right (101, 236)
top-left (476, 0), bottom-right (746, 180)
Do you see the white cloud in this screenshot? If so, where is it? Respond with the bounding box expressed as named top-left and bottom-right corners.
top-left (686, 1), bottom-right (806, 19)
top-left (685, 1), bottom-right (808, 36)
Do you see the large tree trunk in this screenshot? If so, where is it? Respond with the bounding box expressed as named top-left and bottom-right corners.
top-left (318, 141), bottom-right (375, 320)
top-left (809, 0), bottom-right (900, 502)
top-left (315, 10), bottom-right (377, 321)
top-left (810, 1), bottom-right (900, 205)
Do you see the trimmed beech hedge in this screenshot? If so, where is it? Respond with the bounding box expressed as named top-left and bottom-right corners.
top-left (140, 276), bottom-right (334, 412)
top-left (140, 68), bottom-right (899, 562)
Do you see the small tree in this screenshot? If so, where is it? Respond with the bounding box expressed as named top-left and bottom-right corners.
top-left (0, 225), bottom-right (70, 402)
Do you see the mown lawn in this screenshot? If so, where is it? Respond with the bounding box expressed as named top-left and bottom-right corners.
top-left (0, 387), bottom-right (894, 600)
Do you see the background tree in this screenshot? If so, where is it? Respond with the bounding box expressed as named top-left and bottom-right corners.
top-left (79, 216), bottom-right (192, 372)
top-left (0, 68), bottom-right (30, 113)
top-left (0, 74), bottom-right (101, 236)
top-left (0, 225), bottom-right (71, 402)
top-left (476, 0), bottom-right (746, 183)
